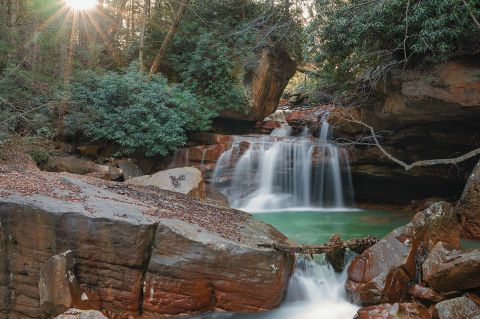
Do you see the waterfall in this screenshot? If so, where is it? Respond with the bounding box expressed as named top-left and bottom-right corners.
top-left (192, 256), bottom-right (359, 319)
top-left (213, 118), bottom-right (354, 211)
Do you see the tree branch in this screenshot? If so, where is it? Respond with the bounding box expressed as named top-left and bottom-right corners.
top-left (335, 113), bottom-right (480, 171)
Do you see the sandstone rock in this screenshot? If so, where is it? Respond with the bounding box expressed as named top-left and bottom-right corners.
top-left (423, 242), bottom-right (480, 292)
top-left (457, 160), bottom-right (480, 239)
top-left (346, 224), bottom-right (416, 305)
top-left (435, 297), bottom-right (480, 319)
top-left (108, 166), bottom-right (123, 180)
top-left (221, 48), bottom-right (296, 121)
top-left (47, 156), bottom-right (109, 176)
top-left (39, 251), bottom-right (76, 316)
top-left (206, 183), bottom-right (229, 207)
top-left (412, 202), bottom-right (460, 250)
top-left (55, 309), bottom-right (107, 319)
top-left (355, 303), bottom-right (430, 319)
top-left (0, 170), bottom-right (293, 317)
top-left (126, 167), bottom-right (206, 200)
top-left (117, 160), bottom-right (144, 180)
top-left (408, 284), bottom-right (445, 304)
top-left (331, 58), bottom-right (480, 205)
top-left (75, 146), bottom-right (100, 158)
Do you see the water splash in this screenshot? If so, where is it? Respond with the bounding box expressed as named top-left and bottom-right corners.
top-left (192, 255), bottom-right (359, 319)
top-left (213, 118), bottom-right (354, 211)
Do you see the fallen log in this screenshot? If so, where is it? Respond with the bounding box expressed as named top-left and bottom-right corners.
top-left (259, 235), bottom-right (379, 272)
top-left (258, 235), bottom-right (379, 255)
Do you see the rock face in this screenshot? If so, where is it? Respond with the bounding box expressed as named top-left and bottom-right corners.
top-left (126, 167), bottom-right (206, 200)
top-left (39, 251), bottom-right (76, 316)
top-left (221, 48), bottom-right (297, 121)
top-left (0, 170), bottom-right (294, 318)
top-left (346, 224), bottom-right (416, 305)
top-left (408, 284), bottom-right (445, 304)
top-left (47, 157), bottom-right (110, 176)
top-left (435, 297), bottom-right (480, 319)
top-left (355, 303), bottom-right (430, 319)
top-left (457, 160), bottom-right (480, 239)
top-left (412, 202), bottom-right (460, 250)
top-left (331, 57), bottom-right (480, 204)
top-left (422, 242), bottom-right (480, 293)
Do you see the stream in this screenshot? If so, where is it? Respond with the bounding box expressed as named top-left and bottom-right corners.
top-left (193, 209), bottom-right (413, 319)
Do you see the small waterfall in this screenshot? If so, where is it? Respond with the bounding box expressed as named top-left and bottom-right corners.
top-left (213, 118), bottom-right (354, 211)
top-left (193, 256), bottom-right (359, 319)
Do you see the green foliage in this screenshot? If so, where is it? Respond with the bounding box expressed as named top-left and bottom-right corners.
top-left (28, 146), bottom-right (50, 168)
top-left (308, 0), bottom-right (480, 83)
top-left (68, 65), bottom-right (214, 157)
top-left (167, 22), bottom-right (247, 111)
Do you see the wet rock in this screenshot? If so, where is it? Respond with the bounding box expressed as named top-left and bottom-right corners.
top-left (325, 234), bottom-right (346, 273)
top-left (423, 242), bottom-right (480, 292)
top-left (435, 296), bottom-right (480, 319)
top-left (46, 156), bottom-right (109, 176)
top-left (355, 302), bottom-right (430, 319)
top-left (408, 284), bottom-right (445, 304)
top-left (55, 309), bottom-right (107, 319)
top-left (39, 251), bottom-right (77, 316)
top-left (126, 167), bottom-right (206, 200)
top-left (457, 160), bottom-right (480, 239)
top-left (412, 201), bottom-right (460, 249)
top-left (346, 224), bottom-right (416, 305)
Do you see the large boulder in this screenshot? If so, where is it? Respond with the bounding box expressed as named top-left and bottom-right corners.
top-left (221, 48), bottom-right (297, 121)
top-left (435, 296), bottom-right (480, 319)
top-left (0, 170), bottom-right (294, 318)
top-left (457, 160), bottom-right (480, 239)
top-left (422, 242), bottom-right (480, 292)
top-left (46, 157), bottom-right (111, 176)
top-left (412, 201), bottom-right (460, 250)
top-left (408, 284), bottom-right (445, 304)
top-left (355, 303), bottom-right (430, 319)
top-left (116, 159), bottom-right (144, 180)
top-left (346, 224), bottom-right (416, 305)
top-left (126, 167), bottom-right (206, 200)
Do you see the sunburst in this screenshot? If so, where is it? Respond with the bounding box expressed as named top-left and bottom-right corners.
top-left (65, 0), bottom-right (97, 11)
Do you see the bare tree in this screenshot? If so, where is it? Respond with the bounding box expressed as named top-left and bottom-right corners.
top-left (139, 0), bottom-right (150, 71)
top-left (148, 0), bottom-right (190, 78)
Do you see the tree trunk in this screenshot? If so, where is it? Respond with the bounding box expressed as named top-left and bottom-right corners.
top-left (139, 0), bottom-right (150, 71)
top-left (148, 0), bottom-right (189, 78)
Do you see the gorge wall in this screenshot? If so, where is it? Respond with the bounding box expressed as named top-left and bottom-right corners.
top-left (332, 56), bottom-right (480, 204)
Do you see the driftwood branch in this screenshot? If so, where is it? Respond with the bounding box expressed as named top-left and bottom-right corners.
top-left (335, 114), bottom-right (480, 171)
top-left (260, 235), bottom-right (379, 272)
top-left (258, 236), bottom-right (379, 255)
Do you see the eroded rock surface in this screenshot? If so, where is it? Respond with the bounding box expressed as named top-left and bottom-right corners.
top-left (221, 48), bottom-right (297, 121)
top-left (355, 302), bottom-right (429, 319)
top-left (457, 160), bottom-right (480, 239)
top-left (346, 224), bottom-right (416, 305)
top-left (0, 169), bottom-right (294, 318)
top-left (422, 242), bottom-right (480, 293)
top-left (412, 201), bottom-right (460, 250)
top-left (435, 296), bottom-right (480, 319)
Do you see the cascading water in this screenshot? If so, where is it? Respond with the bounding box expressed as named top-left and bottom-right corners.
top-left (212, 117), bottom-right (354, 211)
top-left (194, 255), bottom-right (359, 319)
